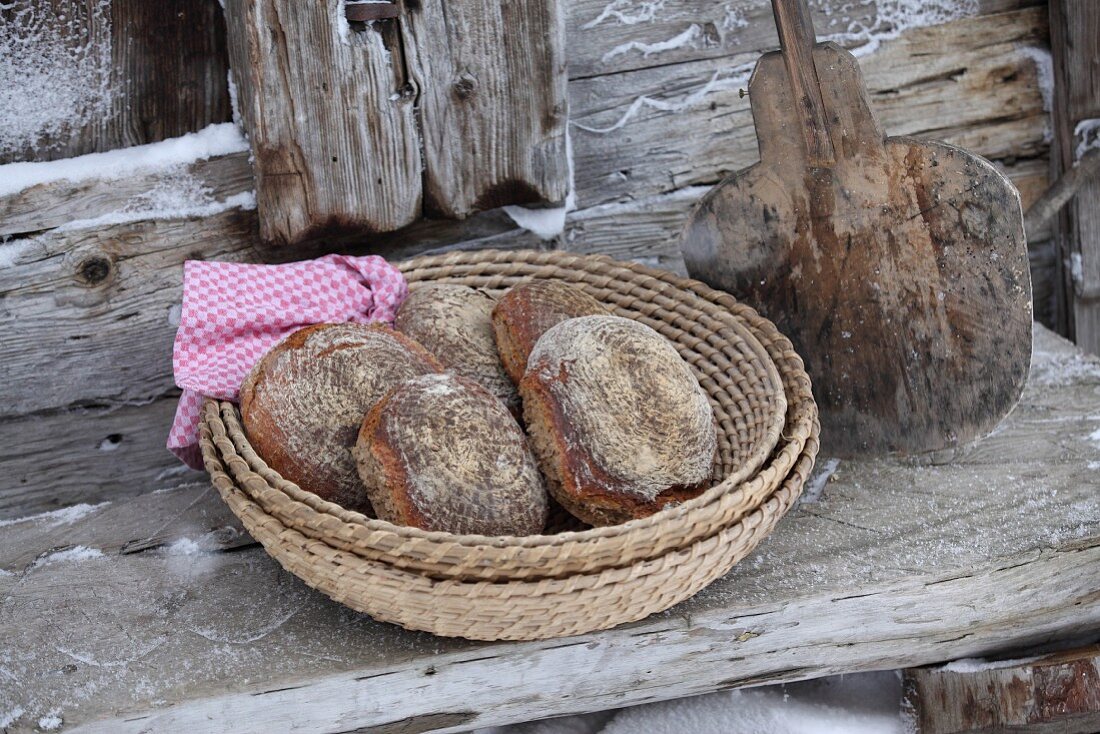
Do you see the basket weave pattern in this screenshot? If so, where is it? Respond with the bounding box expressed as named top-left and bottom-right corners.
top-left (200, 250), bottom-right (818, 639)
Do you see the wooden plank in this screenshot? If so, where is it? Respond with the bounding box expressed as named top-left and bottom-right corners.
top-left (400, 0), bottom-right (570, 217)
top-left (904, 646), bottom-right (1100, 733)
top-left (570, 7), bottom-right (1050, 208)
top-left (0, 0), bottom-right (230, 164)
top-left (564, 0), bottom-right (1041, 81)
top-left (1049, 0), bottom-right (1100, 353)
top-left (0, 151), bottom-right (253, 237)
top-left (0, 397), bottom-right (208, 520)
top-left (223, 0), bottom-right (423, 245)
top-left (0, 327), bottom-right (1097, 732)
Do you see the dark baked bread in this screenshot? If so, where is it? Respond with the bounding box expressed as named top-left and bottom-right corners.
top-left (520, 315), bottom-right (717, 526)
top-left (395, 284), bottom-right (519, 414)
top-left (491, 280), bottom-right (608, 385)
top-left (240, 323), bottom-right (443, 514)
top-left (354, 373), bottom-right (548, 535)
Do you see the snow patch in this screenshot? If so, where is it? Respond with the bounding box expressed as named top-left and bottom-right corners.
top-left (941, 656), bottom-right (1041, 673)
top-left (1075, 118), bottom-right (1100, 161)
top-left (0, 707), bottom-right (24, 729)
top-left (0, 501), bottom-right (109, 529)
top-left (227, 70), bottom-right (243, 127)
top-left (0, 123), bottom-right (249, 198)
top-left (503, 205), bottom-right (568, 240)
top-left (823, 0), bottom-right (980, 59)
top-left (0, 0), bottom-right (115, 157)
top-left (1019, 46), bottom-right (1054, 143)
top-left (1088, 428), bottom-right (1100, 447)
top-left (31, 546), bottom-right (105, 568)
top-left (164, 538), bottom-right (205, 555)
top-left (583, 0), bottom-right (669, 29)
top-left (1088, 461), bottom-right (1100, 471)
top-left (1071, 253), bottom-right (1084, 287)
top-left (602, 24), bottom-right (702, 63)
top-left (0, 237), bottom-right (35, 269)
top-left (721, 4), bottom-right (750, 32)
top-left (56, 186), bottom-right (256, 231)
top-left (38, 712), bottom-right (63, 731)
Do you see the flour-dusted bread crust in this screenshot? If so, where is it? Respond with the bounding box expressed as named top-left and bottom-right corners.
top-left (395, 284), bottom-right (519, 414)
top-left (491, 280), bottom-right (609, 385)
top-left (354, 373), bottom-right (548, 535)
top-left (240, 323), bottom-right (443, 514)
top-left (521, 315), bottom-right (718, 526)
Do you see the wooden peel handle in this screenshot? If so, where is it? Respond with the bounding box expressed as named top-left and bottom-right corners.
top-left (771, 0), bottom-right (835, 165)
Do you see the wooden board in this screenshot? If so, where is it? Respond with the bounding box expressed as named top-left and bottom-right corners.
top-left (1, 325), bottom-right (1097, 732)
top-left (223, 0), bottom-right (424, 245)
top-left (399, 0), bottom-right (570, 217)
top-left (905, 646), bottom-right (1100, 733)
top-left (1050, 0), bottom-right (1100, 355)
top-left (0, 0), bottom-right (230, 164)
top-left (681, 39), bottom-right (1032, 456)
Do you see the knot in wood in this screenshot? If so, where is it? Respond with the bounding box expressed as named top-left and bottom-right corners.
top-left (76, 255), bottom-right (113, 286)
top-left (452, 74), bottom-right (478, 100)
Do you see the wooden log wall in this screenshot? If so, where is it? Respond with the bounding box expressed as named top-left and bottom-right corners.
top-left (0, 0), bottom-right (231, 164)
top-left (0, 0), bottom-right (1054, 517)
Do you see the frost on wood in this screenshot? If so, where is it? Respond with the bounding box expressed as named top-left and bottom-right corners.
top-left (816, 0), bottom-right (980, 57)
top-left (0, 0), bottom-right (115, 158)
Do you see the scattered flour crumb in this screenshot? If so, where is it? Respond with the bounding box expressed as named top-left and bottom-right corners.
top-left (31, 546), bottom-right (104, 568)
top-left (0, 122), bottom-right (249, 197)
top-left (38, 712), bottom-right (63, 731)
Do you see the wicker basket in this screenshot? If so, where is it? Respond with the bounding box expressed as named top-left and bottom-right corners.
top-left (202, 416), bottom-right (818, 640)
top-left (203, 251), bottom-right (814, 581)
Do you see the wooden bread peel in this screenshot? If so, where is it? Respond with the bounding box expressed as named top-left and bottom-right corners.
top-left (680, 0), bottom-right (1033, 457)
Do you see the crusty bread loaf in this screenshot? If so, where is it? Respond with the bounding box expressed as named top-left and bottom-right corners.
top-left (395, 284), bottom-right (519, 414)
top-left (240, 323), bottom-right (443, 514)
top-left (520, 315), bottom-right (717, 526)
top-left (491, 279), bottom-right (609, 385)
top-left (354, 373), bottom-right (548, 535)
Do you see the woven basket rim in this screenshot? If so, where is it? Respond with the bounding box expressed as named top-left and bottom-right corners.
top-left (218, 249), bottom-right (800, 548)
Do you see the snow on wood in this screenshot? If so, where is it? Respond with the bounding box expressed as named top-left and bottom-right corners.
top-left (0, 124), bottom-right (249, 198)
top-left (0, 326), bottom-right (1098, 733)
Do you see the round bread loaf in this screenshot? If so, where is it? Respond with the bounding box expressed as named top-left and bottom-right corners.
top-left (520, 315), bottom-right (718, 526)
top-left (240, 323), bottom-right (443, 514)
top-left (354, 373), bottom-right (548, 535)
top-left (491, 279), bottom-right (608, 385)
top-left (395, 284), bottom-right (519, 414)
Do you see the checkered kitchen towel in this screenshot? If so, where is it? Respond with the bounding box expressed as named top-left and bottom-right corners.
top-left (168, 254), bottom-right (408, 468)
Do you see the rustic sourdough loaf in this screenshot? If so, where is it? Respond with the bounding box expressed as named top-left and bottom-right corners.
top-left (521, 315), bottom-right (718, 526)
top-left (395, 284), bottom-right (519, 413)
top-left (354, 373), bottom-right (548, 535)
top-left (240, 323), bottom-right (443, 514)
top-left (491, 279), bottom-right (608, 385)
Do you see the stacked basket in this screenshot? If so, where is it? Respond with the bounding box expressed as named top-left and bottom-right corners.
top-left (200, 250), bottom-right (819, 641)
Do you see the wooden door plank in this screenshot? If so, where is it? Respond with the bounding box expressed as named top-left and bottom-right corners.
top-left (0, 326), bottom-right (1098, 732)
top-left (401, 0), bottom-right (570, 217)
top-left (223, 0), bottom-right (423, 245)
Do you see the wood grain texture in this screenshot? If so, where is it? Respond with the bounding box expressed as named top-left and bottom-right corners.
top-left (0, 325), bottom-right (1097, 732)
top-left (682, 43), bottom-right (1033, 456)
top-left (223, 0), bottom-right (422, 245)
top-left (1049, 0), bottom-right (1100, 355)
top-left (399, 0), bottom-right (570, 217)
top-left (0, 0), bottom-right (230, 164)
top-left (905, 646), bottom-right (1100, 734)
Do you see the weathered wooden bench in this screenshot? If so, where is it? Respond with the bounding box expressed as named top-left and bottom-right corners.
top-left (2, 324), bottom-right (1098, 733)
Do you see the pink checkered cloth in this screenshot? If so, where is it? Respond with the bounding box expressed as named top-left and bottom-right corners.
top-left (168, 254), bottom-right (408, 468)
